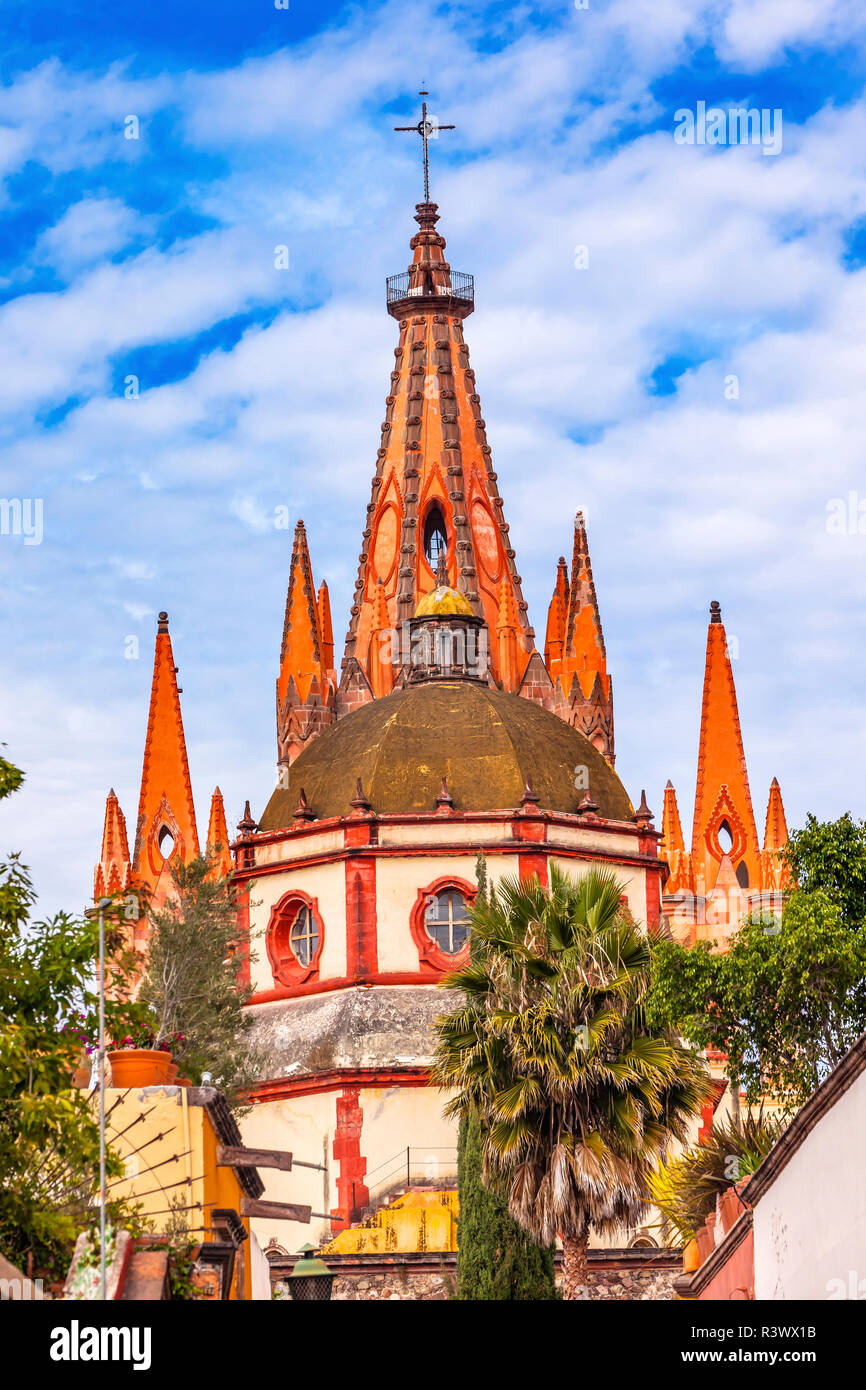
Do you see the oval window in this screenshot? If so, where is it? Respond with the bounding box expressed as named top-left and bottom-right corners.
top-left (424, 890), bottom-right (471, 955)
top-left (289, 904), bottom-right (320, 967)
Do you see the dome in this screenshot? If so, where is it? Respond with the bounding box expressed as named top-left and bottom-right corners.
top-left (259, 681), bottom-right (633, 829)
top-left (414, 585), bottom-right (475, 618)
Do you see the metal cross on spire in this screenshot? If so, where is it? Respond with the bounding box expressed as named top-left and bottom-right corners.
top-left (394, 90), bottom-right (455, 203)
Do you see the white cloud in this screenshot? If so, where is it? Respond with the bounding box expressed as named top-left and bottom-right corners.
top-left (34, 197), bottom-right (147, 275)
top-left (2, 2), bottom-right (866, 915)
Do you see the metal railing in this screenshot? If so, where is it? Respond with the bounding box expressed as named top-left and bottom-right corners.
top-left (386, 271), bottom-right (474, 308)
top-left (360, 1146), bottom-right (458, 1207)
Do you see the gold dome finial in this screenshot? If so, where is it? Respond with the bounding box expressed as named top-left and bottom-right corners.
top-left (414, 555), bottom-right (474, 618)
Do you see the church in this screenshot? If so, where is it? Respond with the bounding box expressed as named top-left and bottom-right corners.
top-left (94, 141), bottom-right (791, 1267)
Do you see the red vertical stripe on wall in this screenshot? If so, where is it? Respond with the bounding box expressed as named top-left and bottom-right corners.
top-left (331, 1085), bottom-right (369, 1230)
top-left (235, 881), bottom-right (251, 991)
top-left (518, 852), bottom-right (549, 887)
top-left (346, 856), bottom-right (378, 979)
top-left (644, 861), bottom-right (662, 930)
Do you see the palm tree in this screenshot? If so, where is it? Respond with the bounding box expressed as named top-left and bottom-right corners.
top-left (433, 864), bottom-right (711, 1299)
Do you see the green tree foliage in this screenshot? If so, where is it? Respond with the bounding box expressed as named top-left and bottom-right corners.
top-left (647, 883), bottom-right (866, 1112)
top-left (0, 751), bottom-right (145, 1281)
top-left (434, 864), bottom-right (710, 1299)
top-left (648, 1112), bottom-right (783, 1246)
top-left (451, 852), bottom-right (556, 1299)
top-left (141, 854), bottom-right (262, 1108)
top-left (456, 1106), bottom-right (556, 1299)
top-left (784, 812), bottom-right (866, 925)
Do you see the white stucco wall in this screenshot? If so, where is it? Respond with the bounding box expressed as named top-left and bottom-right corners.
top-left (241, 1091), bottom-right (335, 1252)
top-left (549, 853), bottom-right (648, 927)
top-left (249, 860), bottom-right (348, 991)
top-left (753, 1066), bottom-right (866, 1300)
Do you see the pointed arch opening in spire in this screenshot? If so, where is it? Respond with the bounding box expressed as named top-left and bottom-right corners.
top-left (423, 503), bottom-right (448, 570)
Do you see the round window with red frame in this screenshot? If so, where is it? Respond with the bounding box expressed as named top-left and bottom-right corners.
top-left (266, 892), bottom-right (324, 986)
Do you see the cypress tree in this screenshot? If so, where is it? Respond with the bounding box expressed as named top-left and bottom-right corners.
top-left (454, 853), bottom-right (557, 1299)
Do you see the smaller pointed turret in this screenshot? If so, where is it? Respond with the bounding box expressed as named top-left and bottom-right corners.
top-left (660, 780), bottom-right (694, 897)
top-left (369, 578), bottom-right (394, 698)
top-left (277, 520), bottom-right (337, 766)
top-left (552, 512), bottom-right (615, 763)
top-left (205, 787), bottom-right (233, 879)
top-left (496, 578), bottom-right (521, 692)
top-left (761, 777), bottom-right (790, 891)
top-left (763, 777), bottom-right (788, 851)
top-left (94, 788), bottom-right (132, 900)
top-left (317, 581), bottom-right (335, 674)
top-left (543, 557), bottom-right (569, 682)
top-left (661, 780), bottom-right (685, 856)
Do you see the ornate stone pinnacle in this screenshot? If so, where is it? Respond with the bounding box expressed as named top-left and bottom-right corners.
top-left (294, 787), bottom-right (315, 822)
top-left (520, 777), bottom-right (540, 807)
top-left (436, 776), bottom-right (454, 811)
top-left (350, 777), bottom-right (372, 813)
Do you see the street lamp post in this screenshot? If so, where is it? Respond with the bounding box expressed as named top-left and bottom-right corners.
top-left (86, 895), bottom-right (113, 1301)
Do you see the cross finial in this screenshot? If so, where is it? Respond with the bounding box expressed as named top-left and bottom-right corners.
top-left (394, 90), bottom-right (456, 203)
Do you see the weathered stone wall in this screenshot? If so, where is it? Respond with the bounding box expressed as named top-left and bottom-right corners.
top-left (582, 1266), bottom-right (678, 1301)
top-left (273, 1261), bottom-right (679, 1301)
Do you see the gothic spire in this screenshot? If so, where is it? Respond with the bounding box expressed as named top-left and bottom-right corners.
top-left (691, 601), bottom-right (760, 895)
top-left (205, 786), bottom-right (233, 879)
top-left (132, 611), bottom-right (200, 885)
top-left (340, 198), bottom-right (534, 695)
top-left (277, 520), bottom-right (337, 765)
top-left (94, 788), bottom-right (132, 900)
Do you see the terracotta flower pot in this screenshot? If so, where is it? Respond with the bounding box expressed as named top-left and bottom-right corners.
top-left (683, 1238), bottom-right (701, 1272)
top-left (108, 1048), bottom-right (174, 1088)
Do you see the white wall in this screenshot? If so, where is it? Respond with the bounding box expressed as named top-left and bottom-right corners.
top-left (753, 1066), bottom-right (866, 1300)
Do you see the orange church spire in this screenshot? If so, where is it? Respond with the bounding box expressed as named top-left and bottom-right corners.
top-left (205, 786), bottom-right (233, 879)
top-left (341, 194), bottom-right (534, 695)
top-left (132, 611), bottom-right (200, 905)
top-left (279, 520), bottom-right (324, 707)
top-left (691, 601), bottom-right (760, 898)
top-left (763, 777), bottom-right (788, 851)
top-left (277, 520), bottom-right (337, 766)
top-left (94, 788), bottom-right (132, 900)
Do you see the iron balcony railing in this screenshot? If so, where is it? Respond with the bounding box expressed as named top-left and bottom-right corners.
top-left (360, 1146), bottom-right (458, 1207)
top-left (386, 270), bottom-right (474, 308)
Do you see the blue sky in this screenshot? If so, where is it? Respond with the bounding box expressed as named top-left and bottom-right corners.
top-left (2, 0), bottom-right (866, 916)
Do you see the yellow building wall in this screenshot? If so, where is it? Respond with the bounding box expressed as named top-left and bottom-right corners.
top-left (105, 1086), bottom-right (253, 1299)
top-left (240, 1090), bottom-right (335, 1252)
